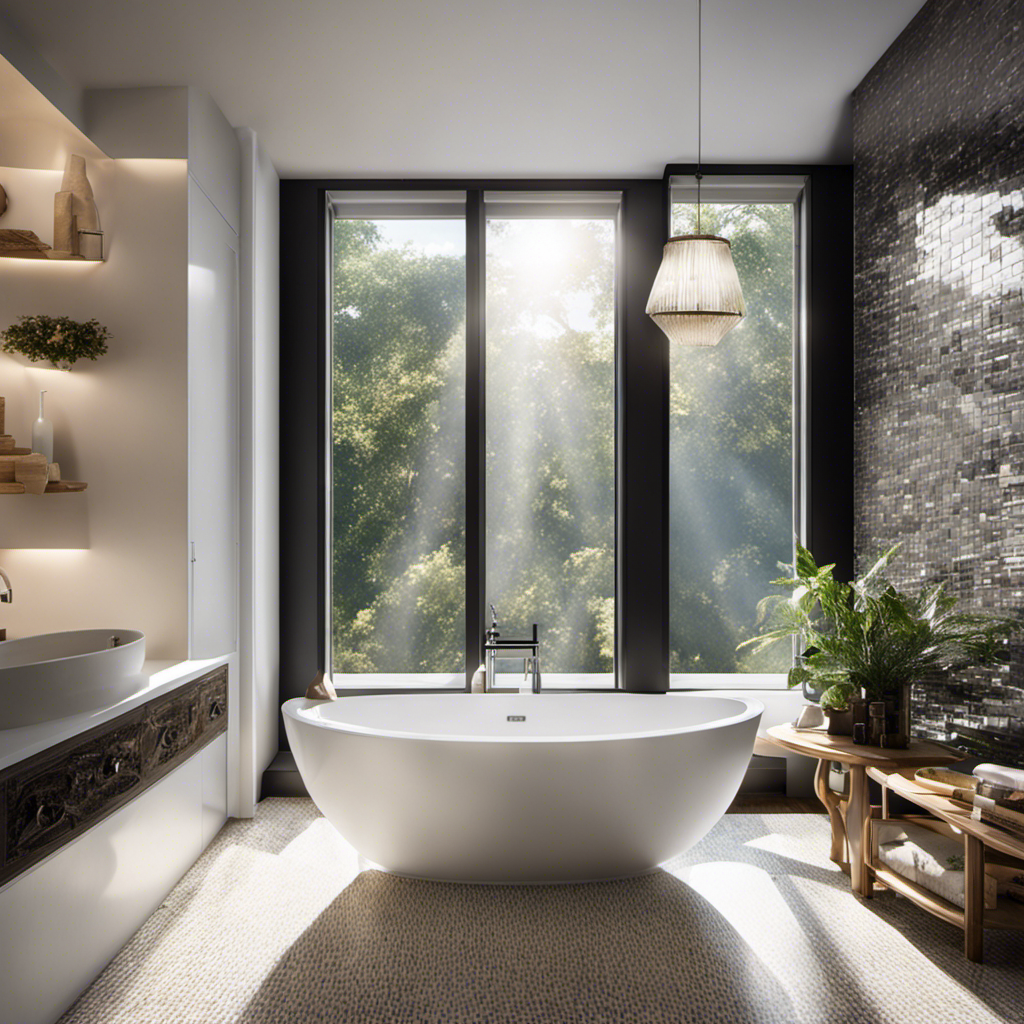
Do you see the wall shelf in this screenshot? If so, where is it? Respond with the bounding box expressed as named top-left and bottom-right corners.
top-left (0, 252), bottom-right (103, 263)
top-left (0, 399), bottom-right (88, 495)
top-left (0, 480), bottom-right (87, 494)
top-left (0, 456), bottom-right (88, 494)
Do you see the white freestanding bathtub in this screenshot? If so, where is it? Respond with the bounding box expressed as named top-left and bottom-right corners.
top-left (282, 692), bottom-right (763, 883)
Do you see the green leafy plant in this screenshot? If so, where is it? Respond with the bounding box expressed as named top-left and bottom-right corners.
top-left (739, 542), bottom-right (1017, 700)
top-left (819, 680), bottom-right (859, 712)
top-left (1, 314), bottom-right (109, 370)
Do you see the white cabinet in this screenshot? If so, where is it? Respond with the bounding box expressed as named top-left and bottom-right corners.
top-left (184, 88), bottom-right (242, 660)
top-left (86, 85), bottom-right (242, 662)
top-left (188, 176), bottom-right (239, 658)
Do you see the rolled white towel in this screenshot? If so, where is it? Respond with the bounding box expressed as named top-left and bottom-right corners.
top-left (876, 821), bottom-right (998, 909)
top-left (973, 763), bottom-right (1024, 792)
top-left (875, 821), bottom-right (909, 845)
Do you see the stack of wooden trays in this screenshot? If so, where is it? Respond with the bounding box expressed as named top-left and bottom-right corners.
top-left (0, 396), bottom-right (87, 494)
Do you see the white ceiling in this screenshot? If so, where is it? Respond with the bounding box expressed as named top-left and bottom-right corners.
top-left (1, 0), bottom-right (927, 178)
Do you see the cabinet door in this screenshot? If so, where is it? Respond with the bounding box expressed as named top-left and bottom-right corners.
top-left (188, 177), bottom-right (239, 658)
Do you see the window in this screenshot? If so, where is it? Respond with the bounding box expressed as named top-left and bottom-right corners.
top-left (329, 191), bottom-right (619, 688)
top-left (484, 198), bottom-right (617, 688)
top-left (330, 196), bottom-right (467, 687)
top-left (285, 170), bottom-right (855, 702)
top-left (668, 177), bottom-right (804, 688)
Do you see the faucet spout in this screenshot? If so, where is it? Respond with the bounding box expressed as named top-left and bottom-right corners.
top-left (0, 566), bottom-right (11, 604)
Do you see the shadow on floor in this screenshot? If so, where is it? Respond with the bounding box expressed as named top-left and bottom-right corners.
top-left (237, 868), bottom-right (798, 1024)
top-left (860, 891), bottom-right (1024, 1021)
top-left (688, 812), bottom-right (1024, 1022)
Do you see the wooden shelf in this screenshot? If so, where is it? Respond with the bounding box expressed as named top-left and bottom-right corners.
top-left (867, 765), bottom-right (1024, 961)
top-left (764, 724), bottom-right (963, 900)
top-left (0, 402), bottom-right (87, 494)
top-left (0, 252), bottom-right (103, 262)
top-left (44, 480), bottom-right (87, 493)
top-left (871, 861), bottom-right (966, 927)
top-left (868, 768), bottom-right (1024, 862)
top-left (0, 480), bottom-right (88, 494)
top-left (767, 724), bottom-right (962, 768)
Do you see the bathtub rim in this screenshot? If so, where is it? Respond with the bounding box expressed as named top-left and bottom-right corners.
top-left (282, 692), bottom-right (764, 745)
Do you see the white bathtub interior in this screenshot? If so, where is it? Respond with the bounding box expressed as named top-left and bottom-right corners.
top-left (297, 691), bottom-right (760, 740)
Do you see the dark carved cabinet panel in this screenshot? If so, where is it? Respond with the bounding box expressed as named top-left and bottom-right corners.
top-left (0, 665), bottom-right (228, 886)
top-left (6, 713), bottom-right (144, 863)
top-left (201, 672), bottom-right (228, 729)
top-left (140, 689), bottom-right (202, 777)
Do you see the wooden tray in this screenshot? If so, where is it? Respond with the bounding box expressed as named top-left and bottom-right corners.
top-left (44, 480), bottom-right (87, 493)
top-left (916, 767), bottom-right (978, 802)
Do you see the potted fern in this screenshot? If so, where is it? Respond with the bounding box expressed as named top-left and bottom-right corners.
top-left (740, 543), bottom-right (1017, 746)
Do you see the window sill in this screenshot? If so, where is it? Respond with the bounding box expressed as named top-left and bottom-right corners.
top-left (670, 674), bottom-right (791, 691)
top-left (328, 672), bottom-right (790, 691)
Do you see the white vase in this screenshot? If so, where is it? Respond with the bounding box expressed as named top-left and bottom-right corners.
top-left (32, 390), bottom-right (53, 463)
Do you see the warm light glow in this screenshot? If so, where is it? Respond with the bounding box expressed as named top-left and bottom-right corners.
top-left (5, 549), bottom-right (90, 558)
top-left (500, 219), bottom-right (575, 283)
top-left (646, 235), bottom-right (746, 346)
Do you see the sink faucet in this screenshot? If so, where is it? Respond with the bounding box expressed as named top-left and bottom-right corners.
top-left (0, 566), bottom-right (11, 604)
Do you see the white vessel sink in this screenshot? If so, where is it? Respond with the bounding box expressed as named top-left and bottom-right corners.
top-left (0, 629), bottom-right (146, 729)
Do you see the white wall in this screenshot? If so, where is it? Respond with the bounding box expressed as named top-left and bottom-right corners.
top-left (0, 158), bottom-right (190, 658)
top-left (1, 70), bottom-right (280, 809)
top-left (237, 128), bottom-right (281, 813)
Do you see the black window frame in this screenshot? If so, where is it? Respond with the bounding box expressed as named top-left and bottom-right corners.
top-left (665, 172), bottom-right (805, 689)
top-left (278, 168), bottom-right (853, 728)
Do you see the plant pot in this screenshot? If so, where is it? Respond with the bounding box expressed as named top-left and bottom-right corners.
top-left (851, 696), bottom-right (869, 738)
top-left (885, 682), bottom-right (912, 748)
top-left (825, 708), bottom-right (853, 736)
top-left (860, 686), bottom-right (911, 747)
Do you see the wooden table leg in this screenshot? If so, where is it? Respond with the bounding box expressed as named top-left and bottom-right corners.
top-left (846, 765), bottom-right (871, 897)
top-left (964, 834), bottom-right (985, 963)
top-left (814, 757), bottom-right (849, 871)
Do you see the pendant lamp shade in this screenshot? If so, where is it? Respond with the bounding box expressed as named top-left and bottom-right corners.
top-left (646, 234), bottom-right (746, 347)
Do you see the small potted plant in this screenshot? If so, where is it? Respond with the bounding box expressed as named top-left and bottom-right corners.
top-left (1, 314), bottom-right (109, 370)
top-left (740, 543), bottom-right (1017, 746)
top-left (817, 680), bottom-right (859, 736)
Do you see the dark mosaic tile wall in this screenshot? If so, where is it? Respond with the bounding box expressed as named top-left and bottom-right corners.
top-left (853, 0), bottom-right (1024, 765)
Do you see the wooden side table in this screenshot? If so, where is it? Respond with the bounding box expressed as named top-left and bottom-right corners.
top-left (765, 724), bottom-right (962, 897)
top-left (865, 767), bottom-right (1024, 962)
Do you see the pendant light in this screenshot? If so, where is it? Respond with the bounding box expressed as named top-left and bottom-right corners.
top-left (646, 0), bottom-right (745, 347)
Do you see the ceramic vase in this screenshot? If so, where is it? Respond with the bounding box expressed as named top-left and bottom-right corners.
top-left (32, 390), bottom-right (53, 463)
top-left (60, 155), bottom-right (100, 232)
top-left (825, 708), bottom-right (853, 736)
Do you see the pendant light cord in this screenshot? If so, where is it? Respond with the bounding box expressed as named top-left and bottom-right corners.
top-left (696, 0), bottom-right (702, 235)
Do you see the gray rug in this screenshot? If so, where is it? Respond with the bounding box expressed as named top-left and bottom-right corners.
top-left (60, 799), bottom-right (1023, 1024)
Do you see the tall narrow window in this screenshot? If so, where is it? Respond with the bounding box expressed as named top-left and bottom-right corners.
top-left (484, 196), bottom-right (618, 688)
top-left (330, 197), bottom-right (466, 686)
top-left (669, 180), bottom-right (801, 684)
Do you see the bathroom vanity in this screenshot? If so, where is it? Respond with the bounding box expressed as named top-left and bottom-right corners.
top-left (0, 663), bottom-right (226, 886)
top-left (0, 656), bottom-right (234, 1024)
